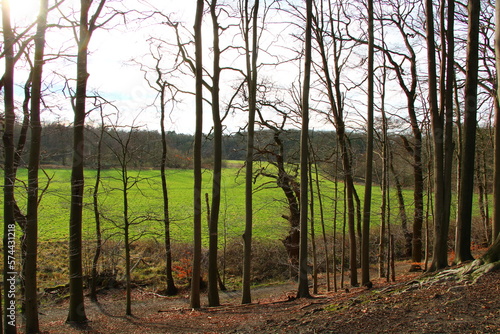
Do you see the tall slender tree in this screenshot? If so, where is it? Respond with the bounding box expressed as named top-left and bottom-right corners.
top-left (241, 0), bottom-right (260, 305)
top-left (455, 0), bottom-right (480, 264)
top-left (208, 0), bottom-right (222, 307)
top-left (495, 0), bottom-right (500, 241)
top-left (313, 0), bottom-right (358, 286)
top-left (156, 63), bottom-right (178, 297)
top-left (191, 0), bottom-right (204, 310)
top-left (139, 47), bottom-right (178, 296)
top-left (427, 0), bottom-right (455, 271)
top-left (297, 0), bottom-right (312, 299)
top-left (25, 0), bottom-right (49, 332)
top-left (67, 0), bottom-right (107, 323)
top-left (2, 0), bottom-right (17, 332)
top-left (90, 107), bottom-right (105, 302)
top-left (361, 0), bottom-right (374, 287)
top-left (381, 0), bottom-right (424, 268)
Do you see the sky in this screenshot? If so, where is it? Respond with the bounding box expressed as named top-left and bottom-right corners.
top-left (5, 0), bottom-right (427, 137)
top-left (6, 0), bottom-right (320, 135)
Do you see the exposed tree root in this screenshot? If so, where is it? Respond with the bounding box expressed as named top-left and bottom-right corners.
top-left (400, 256), bottom-right (500, 294)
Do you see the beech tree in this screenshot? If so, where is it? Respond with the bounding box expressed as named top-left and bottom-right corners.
top-left (140, 45), bottom-right (179, 296)
top-left (296, 0), bottom-right (312, 299)
top-left (191, 0), bottom-right (204, 310)
top-left (361, 0), bottom-right (374, 287)
top-left (427, 0), bottom-right (455, 272)
top-left (255, 110), bottom-right (301, 279)
top-left (241, 0), bottom-right (260, 305)
top-left (2, 0), bottom-right (17, 331)
top-left (312, 0), bottom-right (358, 286)
top-left (67, 0), bottom-right (107, 323)
top-left (381, 0), bottom-right (424, 268)
top-left (24, 0), bottom-right (49, 332)
top-left (455, 0), bottom-right (480, 264)
top-left (206, 0), bottom-right (223, 307)
top-left (495, 0), bottom-right (500, 241)
top-left (90, 104), bottom-right (106, 302)
top-left (105, 121), bottom-right (153, 316)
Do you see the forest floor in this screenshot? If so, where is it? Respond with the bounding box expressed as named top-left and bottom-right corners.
top-left (25, 260), bottom-right (500, 333)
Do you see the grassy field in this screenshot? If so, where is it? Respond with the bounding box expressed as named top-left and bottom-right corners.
top-left (3, 164), bottom-right (423, 246)
top-left (2, 164), bottom-right (492, 289)
top-left (5, 163), bottom-right (490, 246)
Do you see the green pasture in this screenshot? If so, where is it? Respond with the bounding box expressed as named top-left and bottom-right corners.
top-left (3, 163), bottom-right (483, 246)
top-left (2, 164), bottom-right (413, 244)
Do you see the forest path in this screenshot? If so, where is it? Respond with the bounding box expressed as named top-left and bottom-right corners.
top-left (21, 260), bottom-right (500, 333)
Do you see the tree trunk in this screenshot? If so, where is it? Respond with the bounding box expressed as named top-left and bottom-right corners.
top-left (190, 0), bottom-right (204, 310)
top-left (25, 1), bottom-right (48, 331)
top-left (68, 0), bottom-right (107, 322)
top-left (159, 84), bottom-right (177, 296)
top-left (311, 146), bottom-right (330, 291)
top-left (379, 59), bottom-right (389, 279)
top-left (493, 0), bottom-right (500, 241)
top-left (428, 0), bottom-right (454, 272)
top-left (476, 152), bottom-right (490, 244)
top-left (90, 119), bottom-right (104, 302)
top-left (241, 0), bottom-right (259, 305)
top-left (383, 9), bottom-right (424, 267)
top-left (481, 234), bottom-right (500, 264)
top-left (2, 0), bottom-right (17, 331)
top-left (308, 153), bottom-right (318, 294)
top-left (208, 0), bottom-right (221, 307)
top-left (390, 154), bottom-right (412, 259)
top-left (297, 0), bottom-right (312, 299)
top-left (123, 173), bottom-right (132, 316)
top-left (361, 0), bottom-right (374, 286)
top-left (455, 0), bottom-right (480, 264)
top-left (312, 4), bottom-right (358, 286)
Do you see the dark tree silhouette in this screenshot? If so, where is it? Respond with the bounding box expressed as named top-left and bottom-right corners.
top-left (297, 0), bottom-right (312, 299)
top-left (191, 0), bottom-right (204, 310)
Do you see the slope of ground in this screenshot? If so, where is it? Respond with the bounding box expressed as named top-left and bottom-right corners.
top-left (22, 264), bottom-right (500, 333)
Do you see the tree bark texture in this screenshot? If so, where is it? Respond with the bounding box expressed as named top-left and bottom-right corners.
top-left (2, 0), bottom-right (17, 332)
top-left (190, 0), bottom-right (204, 310)
top-left (208, 0), bottom-right (221, 307)
top-left (455, 0), bottom-right (480, 264)
top-left (361, 0), bottom-right (374, 286)
top-left (25, 0), bottom-right (49, 331)
top-left (242, 0), bottom-right (259, 305)
top-left (297, 0), bottom-right (312, 299)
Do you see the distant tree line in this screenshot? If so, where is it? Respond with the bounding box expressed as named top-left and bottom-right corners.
top-left (0, 122), bottom-right (362, 170)
top-left (5, 122), bottom-right (493, 190)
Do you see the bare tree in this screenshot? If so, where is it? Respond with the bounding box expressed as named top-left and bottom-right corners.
top-left (427, 0), bottom-right (455, 272)
top-left (2, 0), bottom-right (17, 331)
top-left (495, 0), bottom-right (500, 241)
top-left (381, 0), bottom-right (424, 268)
top-left (67, 0), bottom-right (108, 323)
top-left (296, 0), bottom-right (312, 299)
top-left (104, 122), bottom-right (151, 316)
top-left (255, 112), bottom-right (301, 279)
top-left (90, 105), bottom-right (106, 302)
top-left (312, 0), bottom-right (358, 286)
top-left (361, 0), bottom-right (374, 287)
top-left (455, 0), bottom-right (480, 264)
top-left (207, 0), bottom-right (222, 307)
top-left (241, 0), bottom-right (260, 306)
top-left (139, 45), bottom-right (179, 296)
top-left (191, 0), bottom-right (204, 310)
top-left (24, 0), bottom-right (49, 332)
